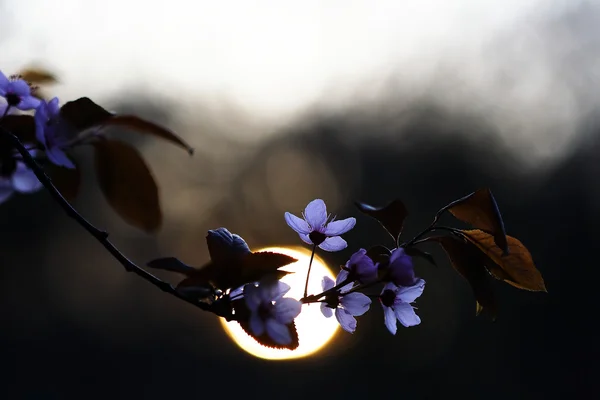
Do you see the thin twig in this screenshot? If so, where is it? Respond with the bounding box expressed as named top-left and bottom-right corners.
top-left (0, 127), bottom-right (238, 321)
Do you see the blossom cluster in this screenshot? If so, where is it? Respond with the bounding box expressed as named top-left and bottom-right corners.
top-left (0, 70), bottom-right (73, 204)
top-left (1, 66), bottom-right (545, 354)
top-left (241, 199), bottom-right (425, 346)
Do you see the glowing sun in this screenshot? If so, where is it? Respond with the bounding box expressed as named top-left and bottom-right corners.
top-left (220, 246), bottom-right (339, 360)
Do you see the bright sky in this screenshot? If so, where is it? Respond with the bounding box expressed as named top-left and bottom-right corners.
top-left (1, 0), bottom-right (595, 161)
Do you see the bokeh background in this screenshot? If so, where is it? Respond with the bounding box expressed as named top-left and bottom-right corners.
top-left (0, 0), bottom-right (597, 398)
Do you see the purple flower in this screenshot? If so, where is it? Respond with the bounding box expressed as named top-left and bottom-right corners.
top-left (0, 158), bottom-right (43, 205)
top-left (320, 269), bottom-right (371, 333)
top-left (35, 97), bottom-right (75, 169)
top-left (244, 279), bottom-right (302, 345)
top-left (387, 247), bottom-right (416, 286)
top-left (343, 248), bottom-right (378, 283)
top-left (0, 71), bottom-right (40, 111)
top-left (285, 199), bottom-right (356, 252)
top-left (379, 279), bottom-right (425, 335)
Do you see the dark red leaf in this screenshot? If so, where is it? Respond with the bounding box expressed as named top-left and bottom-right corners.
top-left (461, 229), bottom-right (547, 292)
top-left (146, 257), bottom-right (196, 275)
top-left (101, 115), bottom-right (194, 154)
top-left (445, 189), bottom-right (509, 255)
top-left (238, 318), bottom-right (300, 350)
top-left (433, 236), bottom-right (497, 319)
top-left (177, 251), bottom-right (295, 292)
top-left (355, 199), bottom-right (408, 241)
top-left (60, 97), bottom-right (113, 132)
top-left (93, 139), bottom-right (162, 232)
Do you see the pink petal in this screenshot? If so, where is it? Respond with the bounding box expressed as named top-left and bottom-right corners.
top-left (324, 217), bottom-right (356, 236)
top-left (11, 163), bottom-right (42, 193)
top-left (335, 308), bottom-right (357, 333)
top-left (0, 70), bottom-right (9, 94)
top-left (322, 275), bottom-right (335, 291)
top-left (396, 279), bottom-right (425, 304)
top-left (15, 95), bottom-right (41, 111)
top-left (284, 212), bottom-right (311, 235)
top-left (394, 302), bottom-right (421, 327)
top-left (243, 283), bottom-right (262, 312)
top-left (273, 298), bottom-right (302, 324)
top-left (47, 148), bottom-right (75, 169)
top-left (340, 292), bottom-right (371, 316)
top-left (319, 236), bottom-right (347, 252)
top-left (9, 80), bottom-right (31, 96)
top-left (299, 233), bottom-right (313, 245)
top-left (383, 306), bottom-right (397, 335)
top-left (303, 199), bottom-right (328, 230)
top-left (320, 303), bottom-right (333, 318)
top-left (265, 318), bottom-right (292, 345)
top-left (249, 313), bottom-right (265, 336)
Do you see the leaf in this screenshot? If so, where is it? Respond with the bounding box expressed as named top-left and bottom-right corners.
top-left (445, 189), bottom-right (508, 255)
top-left (44, 162), bottom-right (81, 202)
top-left (0, 115), bottom-right (36, 143)
top-left (433, 236), bottom-right (496, 318)
top-left (60, 97), bottom-right (113, 132)
top-left (59, 98), bottom-right (193, 153)
top-left (177, 251), bottom-right (295, 292)
top-left (18, 67), bottom-right (58, 84)
top-left (461, 229), bottom-right (547, 292)
top-left (238, 318), bottom-right (300, 350)
top-left (404, 247), bottom-right (437, 267)
top-left (93, 139), bottom-right (161, 232)
top-left (355, 199), bottom-right (408, 241)
top-left (101, 115), bottom-right (194, 154)
top-left (147, 257), bottom-right (196, 275)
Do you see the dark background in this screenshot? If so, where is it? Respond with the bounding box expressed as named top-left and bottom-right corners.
top-left (1, 98), bottom-right (596, 398)
top-left (1, 1), bottom-right (599, 399)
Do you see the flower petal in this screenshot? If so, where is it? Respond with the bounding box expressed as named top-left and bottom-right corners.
top-left (16, 95), bottom-right (41, 111)
top-left (0, 180), bottom-right (14, 204)
top-left (324, 217), bottom-right (356, 236)
top-left (244, 283), bottom-right (262, 312)
top-left (265, 318), bottom-right (292, 345)
top-left (303, 199), bottom-right (328, 230)
top-left (259, 279), bottom-right (291, 303)
top-left (388, 247), bottom-right (415, 286)
top-left (48, 97), bottom-right (60, 115)
top-left (319, 236), bottom-right (347, 252)
top-left (396, 279), bottom-right (425, 304)
top-left (394, 302), bottom-right (421, 327)
top-left (340, 292), bottom-right (371, 316)
top-left (47, 148), bottom-right (75, 169)
top-left (335, 308), bottom-right (357, 333)
top-left (299, 233), bottom-right (313, 245)
top-left (320, 303), bottom-right (333, 318)
top-left (322, 275), bottom-right (335, 291)
top-left (284, 212), bottom-right (311, 235)
top-left (347, 248), bottom-right (377, 283)
top-left (11, 163), bottom-right (42, 193)
top-left (10, 80), bottom-right (31, 97)
top-left (273, 298), bottom-right (302, 324)
top-left (383, 306), bottom-right (397, 335)
top-left (249, 313), bottom-right (265, 336)
top-left (335, 268), bottom-right (350, 287)
top-left (0, 70), bottom-right (8, 93)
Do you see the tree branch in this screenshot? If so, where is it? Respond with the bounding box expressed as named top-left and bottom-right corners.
top-left (1, 127), bottom-right (238, 321)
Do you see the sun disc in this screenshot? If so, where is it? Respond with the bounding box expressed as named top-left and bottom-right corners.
top-left (220, 246), bottom-right (339, 360)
